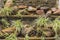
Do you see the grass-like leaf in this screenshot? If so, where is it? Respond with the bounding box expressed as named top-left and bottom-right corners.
top-left (25, 34), bottom-right (29, 40)
top-left (5, 33), bottom-right (17, 40)
top-left (35, 16), bottom-right (49, 27)
top-left (0, 7), bottom-right (13, 16)
top-left (12, 20), bottom-right (23, 32)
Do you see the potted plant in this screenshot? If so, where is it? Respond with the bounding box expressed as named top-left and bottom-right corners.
top-left (0, 20), bottom-right (23, 38)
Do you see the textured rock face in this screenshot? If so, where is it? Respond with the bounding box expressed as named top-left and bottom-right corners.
top-left (15, 0), bottom-right (56, 7)
top-left (0, 0), bottom-right (57, 8)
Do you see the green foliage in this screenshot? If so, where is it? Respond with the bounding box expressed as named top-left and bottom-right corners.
top-left (53, 17), bottom-right (60, 31)
top-left (25, 34), bottom-right (29, 40)
top-left (0, 33), bottom-right (9, 38)
top-left (5, 33), bottom-right (17, 40)
top-left (5, 20), bottom-right (23, 40)
top-left (1, 19), bottom-right (10, 27)
top-left (53, 17), bottom-right (60, 37)
top-left (3, 33), bottom-right (9, 37)
top-left (35, 16), bottom-right (49, 27)
top-left (41, 37), bottom-right (45, 40)
top-left (12, 20), bottom-right (23, 32)
top-left (17, 10), bottom-right (22, 16)
top-left (0, 7), bottom-right (13, 16)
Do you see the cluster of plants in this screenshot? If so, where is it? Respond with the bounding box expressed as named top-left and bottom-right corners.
top-left (0, 0), bottom-right (60, 40)
top-left (0, 0), bottom-right (58, 18)
top-left (0, 7), bottom-right (13, 16)
top-left (0, 0), bottom-right (17, 16)
top-left (0, 16), bottom-right (60, 40)
top-left (0, 0), bottom-right (58, 16)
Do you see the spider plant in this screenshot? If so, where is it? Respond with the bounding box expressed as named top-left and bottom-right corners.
top-left (1, 19), bottom-right (10, 28)
top-left (0, 7), bottom-right (13, 16)
top-left (5, 20), bottom-right (23, 40)
top-left (5, 33), bottom-right (18, 40)
top-left (25, 34), bottom-right (29, 40)
top-left (11, 20), bottom-right (23, 33)
top-left (34, 16), bottom-right (50, 37)
top-left (52, 17), bottom-right (60, 39)
top-left (35, 16), bottom-right (49, 27)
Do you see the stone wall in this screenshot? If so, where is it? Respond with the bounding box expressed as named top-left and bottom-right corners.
top-left (15, 0), bottom-right (56, 7)
top-left (0, 0), bottom-right (57, 8)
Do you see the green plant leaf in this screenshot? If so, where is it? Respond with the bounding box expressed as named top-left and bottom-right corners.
top-left (0, 7), bottom-right (13, 16)
top-left (5, 33), bottom-right (17, 40)
top-left (1, 19), bottom-right (10, 27)
top-left (35, 16), bottom-right (49, 27)
top-left (25, 34), bottom-right (29, 40)
top-left (12, 20), bottom-right (23, 32)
